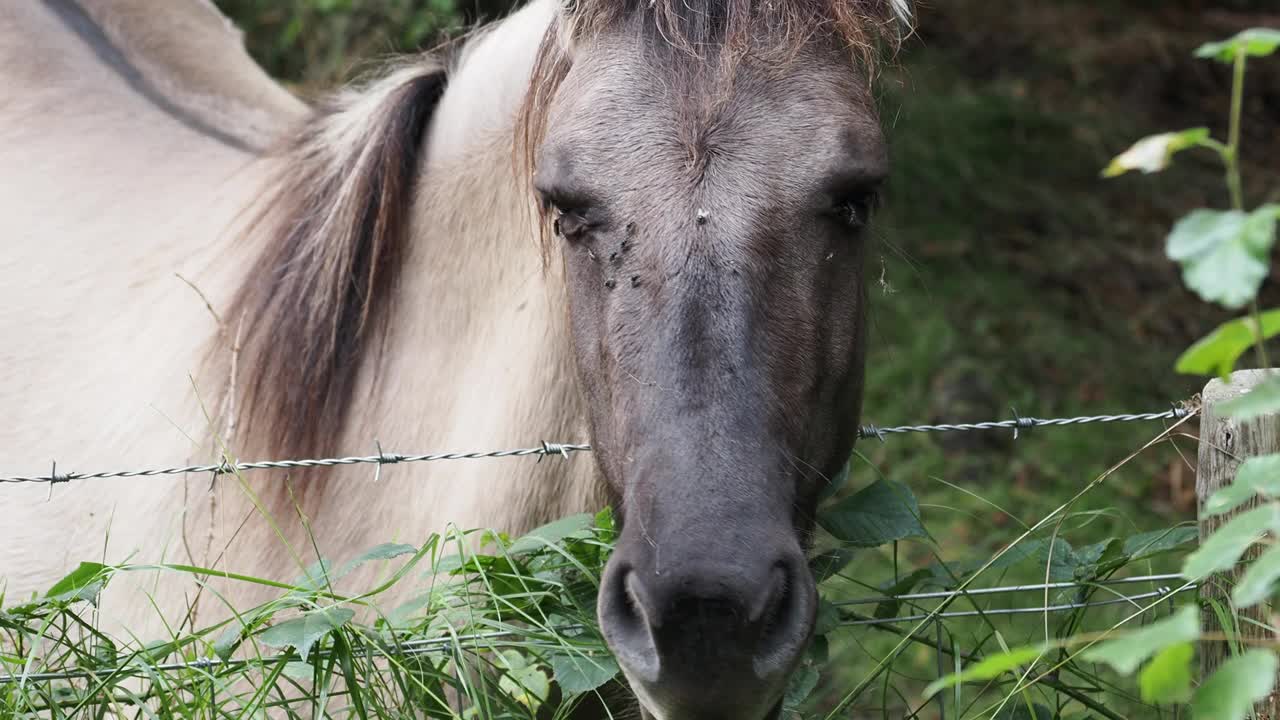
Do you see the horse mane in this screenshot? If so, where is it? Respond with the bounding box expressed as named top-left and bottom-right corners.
top-left (226, 57), bottom-right (448, 458)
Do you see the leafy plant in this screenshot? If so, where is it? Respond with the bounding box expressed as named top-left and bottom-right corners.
top-left (927, 26), bottom-right (1280, 720)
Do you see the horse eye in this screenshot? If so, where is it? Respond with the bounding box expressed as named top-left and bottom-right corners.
top-left (835, 192), bottom-right (878, 229)
top-left (551, 205), bottom-right (590, 241)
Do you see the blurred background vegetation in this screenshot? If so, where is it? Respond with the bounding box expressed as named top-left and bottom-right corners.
top-left (214, 1), bottom-right (1280, 715)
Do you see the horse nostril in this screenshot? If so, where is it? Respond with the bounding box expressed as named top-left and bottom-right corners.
top-left (753, 564), bottom-right (790, 629)
top-left (753, 554), bottom-right (817, 679)
top-left (599, 564), bottom-right (661, 681)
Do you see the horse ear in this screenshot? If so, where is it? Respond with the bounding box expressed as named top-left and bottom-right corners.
top-left (228, 59), bottom-right (448, 458)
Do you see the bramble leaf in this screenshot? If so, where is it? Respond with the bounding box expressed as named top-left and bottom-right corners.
top-left (259, 606), bottom-right (355, 662)
top-left (1183, 505), bottom-right (1280, 581)
top-left (1176, 309), bottom-right (1280, 378)
top-left (1205, 454), bottom-right (1280, 516)
top-left (1196, 28), bottom-right (1280, 63)
top-left (1139, 642), bottom-right (1194, 704)
top-left (1081, 606), bottom-right (1200, 675)
top-left (1220, 376), bottom-right (1280, 420)
top-left (1166, 207), bottom-right (1278, 310)
top-left (923, 645), bottom-right (1048, 698)
top-left (550, 652), bottom-right (619, 694)
top-left (817, 478), bottom-right (927, 547)
top-left (1102, 128), bottom-right (1210, 177)
top-left (1191, 650), bottom-right (1278, 719)
top-left (1233, 543), bottom-right (1280, 608)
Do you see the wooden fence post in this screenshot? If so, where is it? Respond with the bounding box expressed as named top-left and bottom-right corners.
top-left (1198, 369), bottom-right (1280, 716)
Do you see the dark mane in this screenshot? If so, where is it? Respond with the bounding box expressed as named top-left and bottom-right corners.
top-left (225, 58), bottom-right (448, 458)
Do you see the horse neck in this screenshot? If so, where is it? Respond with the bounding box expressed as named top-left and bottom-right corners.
top-left (338, 0), bottom-right (600, 528)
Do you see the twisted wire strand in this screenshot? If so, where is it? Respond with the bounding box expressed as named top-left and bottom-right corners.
top-left (856, 407), bottom-right (1191, 442)
top-left (842, 585), bottom-right (1192, 626)
top-left (0, 443), bottom-right (592, 485)
top-left (834, 572), bottom-right (1186, 606)
top-left (0, 405), bottom-right (1193, 485)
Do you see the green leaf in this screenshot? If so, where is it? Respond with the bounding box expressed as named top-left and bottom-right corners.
top-left (783, 663), bottom-right (820, 710)
top-left (498, 651), bottom-right (550, 710)
top-left (213, 625), bottom-right (244, 661)
top-left (549, 652), bottom-right (619, 694)
top-left (1123, 526), bottom-right (1199, 561)
top-left (988, 538), bottom-right (1079, 582)
top-left (1220, 376), bottom-right (1280, 421)
top-left (1072, 537), bottom-right (1125, 580)
top-left (1205, 454), bottom-right (1280, 516)
top-left (923, 644), bottom-right (1048, 699)
top-left (874, 568), bottom-right (934, 619)
top-left (283, 661), bottom-right (315, 681)
top-left (814, 598), bottom-right (841, 635)
top-left (334, 543), bottom-right (417, 580)
top-left (1166, 207), bottom-right (1278, 310)
top-left (1176, 310), bottom-right (1280, 378)
top-left (817, 478), bottom-right (927, 547)
top-left (1233, 543), bottom-right (1280, 607)
top-left (819, 459), bottom-right (854, 501)
top-left (508, 513), bottom-right (594, 555)
top-left (293, 558), bottom-right (333, 591)
top-left (1183, 505), bottom-right (1280, 581)
top-left (259, 606), bottom-right (355, 662)
top-left (1140, 642), bottom-right (1194, 704)
top-left (45, 562), bottom-right (108, 605)
top-left (1191, 650), bottom-right (1278, 719)
top-left (1081, 606), bottom-right (1200, 675)
top-left (1196, 28), bottom-right (1280, 62)
top-left (809, 547), bottom-right (857, 584)
top-left (1103, 128), bottom-right (1211, 177)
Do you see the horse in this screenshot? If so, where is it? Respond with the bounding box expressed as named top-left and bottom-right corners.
top-left (0, 0), bottom-right (908, 717)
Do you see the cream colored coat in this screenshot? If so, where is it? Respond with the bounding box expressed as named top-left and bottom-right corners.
top-left (0, 0), bottom-right (600, 632)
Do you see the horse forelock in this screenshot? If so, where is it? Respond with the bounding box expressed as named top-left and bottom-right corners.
top-left (226, 59), bottom-right (448, 460)
top-left (514, 0), bottom-right (912, 251)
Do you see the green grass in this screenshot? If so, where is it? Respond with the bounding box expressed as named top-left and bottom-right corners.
top-left (1, 511), bottom-right (620, 719)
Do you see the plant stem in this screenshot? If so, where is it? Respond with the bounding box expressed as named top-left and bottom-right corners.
top-left (1225, 53), bottom-right (1269, 372)
top-left (1226, 52), bottom-right (1246, 211)
top-left (1252, 299), bottom-right (1273, 371)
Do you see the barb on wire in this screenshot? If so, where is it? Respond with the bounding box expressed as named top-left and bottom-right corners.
top-left (0, 404), bottom-right (1194, 486)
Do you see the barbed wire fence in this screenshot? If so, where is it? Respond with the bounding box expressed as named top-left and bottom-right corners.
top-left (0, 406), bottom-right (1192, 485)
top-left (0, 402), bottom-right (1201, 708)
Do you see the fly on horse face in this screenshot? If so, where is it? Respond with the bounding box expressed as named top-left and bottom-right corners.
top-left (0, 0), bottom-right (907, 717)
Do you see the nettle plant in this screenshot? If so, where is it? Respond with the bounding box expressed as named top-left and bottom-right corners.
top-left (927, 27), bottom-right (1280, 719)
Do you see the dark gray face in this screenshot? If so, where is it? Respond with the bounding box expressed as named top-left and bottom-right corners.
top-left (533, 20), bottom-right (886, 720)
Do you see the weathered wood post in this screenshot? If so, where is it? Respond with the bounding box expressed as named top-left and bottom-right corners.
top-left (1197, 369), bottom-right (1280, 716)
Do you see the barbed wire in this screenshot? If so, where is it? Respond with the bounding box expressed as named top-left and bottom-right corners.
top-left (856, 407), bottom-right (1192, 442)
top-left (834, 572), bottom-right (1186, 606)
top-left (0, 575), bottom-right (1193, 684)
top-left (0, 406), bottom-right (1193, 486)
top-left (843, 585), bottom-right (1192, 626)
top-left (0, 442), bottom-right (592, 486)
